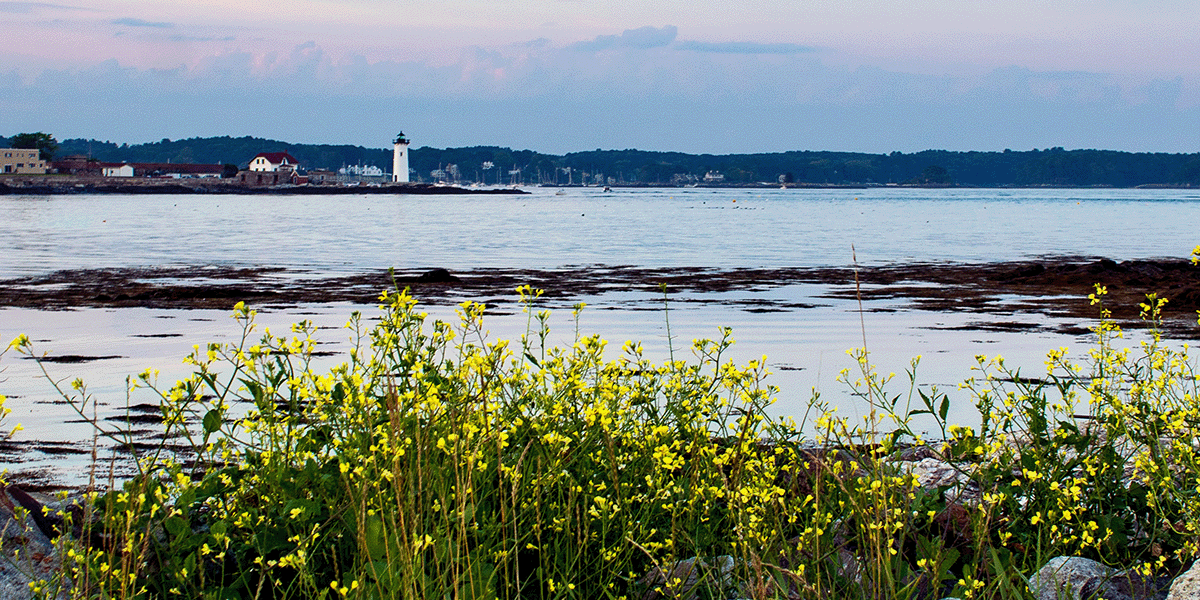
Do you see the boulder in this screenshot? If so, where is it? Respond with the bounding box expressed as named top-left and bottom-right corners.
top-left (0, 488), bottom-right (62, 600)
top-left (1030, 556), bottom-right (1168, 600)
top-left (908, 457), bottom-right (966, 489)
top-left (1030, 557), bottom-right (1116, 600)
top-left (416, 268), bottom-right (459, 283)
top-left (1168, 562), bottom-right (1200, 599)
top-left (639, 555), bottom-right (735, 600)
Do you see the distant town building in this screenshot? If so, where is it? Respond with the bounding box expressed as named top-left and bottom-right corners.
top-left (703, 171), bottom-right (725, 183)
top-left (102, 163), bottom-right (134, 177)
top-left (393, 132), bottom-right (410, 183)
top-left (59, 158), bottom-right (226, 178)
top-left (249, 152), bottom-right (300, 172)
top-left (335, 163), bottom-right (388, 184)
top-left (52, 155), bottom-right (101, 175)
top-left (236, 169), bottom-right (307, 186)
top-left (308, 169), bottom-right (337, 184)
top-left (1, 148), bottom-right (48, 174)
top-left (339, 164), bottom-right (384, 177)
top-left (131, 163), bottom-right (224, 178)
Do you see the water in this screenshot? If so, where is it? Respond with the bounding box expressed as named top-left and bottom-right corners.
top-left (3, 187), bottom-right (1199, 277)
top-left (1, 187), bottom-right (1197, 484)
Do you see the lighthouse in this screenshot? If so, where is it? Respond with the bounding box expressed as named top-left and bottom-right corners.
top-left (392, 131), bottom-right (410, 183)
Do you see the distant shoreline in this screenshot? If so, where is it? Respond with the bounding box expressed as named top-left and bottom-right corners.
top-left (4, 177), bottom-right (1200, 194)
top-left (0, 177), bottom-right (527, 195)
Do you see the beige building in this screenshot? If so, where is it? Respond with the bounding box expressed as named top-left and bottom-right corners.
top-left (0, 148), bottom-right (48, 174)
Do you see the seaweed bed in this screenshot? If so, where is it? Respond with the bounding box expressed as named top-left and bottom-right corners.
top-left (1, 257), bottom-right (1197, 337)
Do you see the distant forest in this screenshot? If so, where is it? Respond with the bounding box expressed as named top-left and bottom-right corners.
top-left (5, 134), bottom-right (1200, 187)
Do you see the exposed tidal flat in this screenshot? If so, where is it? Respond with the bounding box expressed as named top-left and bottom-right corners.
top-left (1, 186), bottom-right (1199, 487)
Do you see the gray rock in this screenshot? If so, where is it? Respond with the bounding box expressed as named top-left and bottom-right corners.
top-left (1031, 556), bottom-right (1117, 600)
top-left (1168, 562), bottom-right (1200, 599)
top-left (639, 555), bottom-right (735, 600)
top-left (1030, 556), bottom-right (1168, 600)
top-left (0, 490), bottom-right (63, 600)
top-left (910, 457), bottom-right (966, 489)
top-left (886, 456), bottom-right (968, 490)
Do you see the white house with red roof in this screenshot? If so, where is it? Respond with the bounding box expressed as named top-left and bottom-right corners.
top-left (248, 152), bottom-right (300, 172)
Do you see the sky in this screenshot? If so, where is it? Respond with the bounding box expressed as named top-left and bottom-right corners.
top-left (2, 0), bottom-right (1198, 154)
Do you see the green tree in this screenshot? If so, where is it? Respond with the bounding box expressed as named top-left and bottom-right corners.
top-left (921, 164), bottom-right (952, 184)
top-left (9, 132), bottom-right (58, 161)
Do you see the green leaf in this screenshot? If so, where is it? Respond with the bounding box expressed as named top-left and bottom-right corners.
top-left (176, 488), bottom-right (196, 509)
top-left (164, 515), bottom-right (189, 537)
top-left (464, 559), bottom-right (498, 600)
top-left (365, 514), bottom-right (386, 561)
top-left (203, 409), bottom-right (222, 434)
top-left (218, 585), bottom-right (245, 600)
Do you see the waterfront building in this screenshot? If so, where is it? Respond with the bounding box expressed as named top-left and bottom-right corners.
top-left (0, 148), bottom-right (48, 174)
top-left (101, 163), bottom-right (134, 177)
top-left (249, 152), bottom-right (300, 172)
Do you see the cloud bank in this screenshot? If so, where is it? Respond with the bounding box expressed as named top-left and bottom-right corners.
top-left (111, 17), bottom-right (174, 28)
top-left (0, 2), bottom-right (81, 13)
top-left (1, 26), bottom-right (1197, 154)
top-left (674, 41), bottom-right (817, 54)
top-left (570, 25), bottom-right (678, 51)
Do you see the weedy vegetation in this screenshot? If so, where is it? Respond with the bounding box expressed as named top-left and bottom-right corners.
top-left (3, 247), bottom-right (1200, 599)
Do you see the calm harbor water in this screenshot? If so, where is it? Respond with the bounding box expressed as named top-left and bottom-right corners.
top-left (1, 187), bottom-right (1198, 483)
top-left (3, 187), bottom-right (1200, 277)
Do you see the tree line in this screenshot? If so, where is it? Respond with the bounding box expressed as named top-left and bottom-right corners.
top-left (5, 133), bottom-right (1199, 187)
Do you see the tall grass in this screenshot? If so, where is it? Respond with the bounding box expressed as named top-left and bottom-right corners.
top-left (5, 272), bottom-right (1200, 599)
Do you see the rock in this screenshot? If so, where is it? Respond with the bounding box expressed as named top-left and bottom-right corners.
top-left (1030, 557), bottom-right (1116, 600)
top-left (1112, 570), bottom-right (1171, 600)
top-left (415, 268), bottom-right (459, 283)
top-left (891, 457), bottom-right (977, 502)
top-left (1030, 556), bottom-right (1168, 600)
top-left (892, 444), bottom-right (938, 462)
top-left (0, 488), bottom-right (63, 600)
top-left (1168, 562), bottom-right (1200, 599)
top-left (909, 457), bottom-right (966, 489)
top-left (639, 555), bottom-right (735, 600)
top-left (836, 547), bottom-right (862, 584)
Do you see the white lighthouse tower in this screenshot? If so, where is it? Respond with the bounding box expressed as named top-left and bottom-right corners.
top-left (392, 131), bottom-right (410, 183)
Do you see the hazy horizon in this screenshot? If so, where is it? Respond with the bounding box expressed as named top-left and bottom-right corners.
top-left (3, 1), bottom-right (1198, 155)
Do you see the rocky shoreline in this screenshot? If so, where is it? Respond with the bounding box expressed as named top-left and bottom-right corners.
top-left (0, 178), bottom-right (527, 195)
